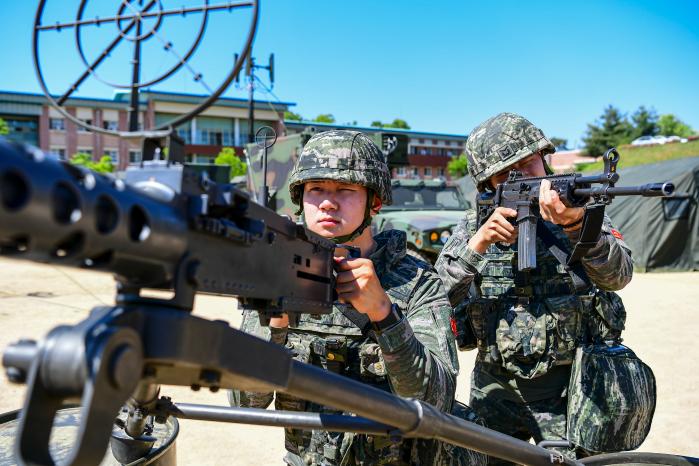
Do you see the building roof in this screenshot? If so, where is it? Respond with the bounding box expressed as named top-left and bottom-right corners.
top-left (284, 120), bottom-right (467, 140)
top-left (115, 90), bottom-right (294, 112)
top-left (0, 90), bottom-right (133, 109)
top-left (0, 89), bottom-right (293, 112)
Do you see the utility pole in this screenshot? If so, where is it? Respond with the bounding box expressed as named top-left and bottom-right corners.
top-left (240, 52), bottom-right (274, 143)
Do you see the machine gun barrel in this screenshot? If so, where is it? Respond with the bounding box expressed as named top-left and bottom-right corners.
top-left (573, 182), bottom-right (674, 198)
top-left (0, 138), bottom-right (335, 313)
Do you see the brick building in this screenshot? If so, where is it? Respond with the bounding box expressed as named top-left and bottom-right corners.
top-left (1, 90), bottom-right (467, 178)
top-left (0, 90), bottom-right (292, 170)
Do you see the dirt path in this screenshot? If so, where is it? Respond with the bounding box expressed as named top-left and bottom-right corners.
top-left (0, 258), bottom-right (696, 464)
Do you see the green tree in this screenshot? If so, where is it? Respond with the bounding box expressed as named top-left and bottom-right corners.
top-left (582, 105), bottom-right (633, 157)
top-left (630, 106), bottom-right (659, 139)
top-left (370, 119), bottom-right (411, 130)
top-left (69, 152), bottom-right (114, 173)
top-left (314, 114), bottom-right (336, 124)
top-left (550, 137), bottom-right (568, 150)
top-left (284, 111), bottom-right (303, 121)
top-left (447, 153), bottom-right (469, 177)
top-left (215, 147), bottom-right (247, 179)
top-left (386, 118), bottom-right (410, 130)
top-left (657, 114), bottom-right (693, 138)
top-left (91, 155), bottom-right (115, 173)
top-left (0, 117), bottom-right (8, 136)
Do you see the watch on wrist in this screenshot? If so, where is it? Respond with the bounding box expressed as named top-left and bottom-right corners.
top-left (372, 303), bottom-right (404, 332)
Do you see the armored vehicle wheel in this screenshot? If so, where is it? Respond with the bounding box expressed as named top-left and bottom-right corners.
top-left (580, 452), bottom-right (699, 466)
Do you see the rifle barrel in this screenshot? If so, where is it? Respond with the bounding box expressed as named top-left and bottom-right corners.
top-left (573, 182), bottom-right (674, 198)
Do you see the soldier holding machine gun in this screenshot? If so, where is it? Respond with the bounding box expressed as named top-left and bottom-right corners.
top-left (231, 130), bottom-right (484, 466)
top-left (436, 113), bottom-right (663, 463)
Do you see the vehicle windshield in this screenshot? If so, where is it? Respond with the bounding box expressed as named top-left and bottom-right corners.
top-left (387, 186), bottom-right (467, 210)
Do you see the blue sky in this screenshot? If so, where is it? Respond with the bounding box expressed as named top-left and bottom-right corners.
top-left (2, 1), bottom-right (698, 146)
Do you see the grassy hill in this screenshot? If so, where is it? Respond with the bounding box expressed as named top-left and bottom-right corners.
top-left (576, 139), bottom-right (699, 173)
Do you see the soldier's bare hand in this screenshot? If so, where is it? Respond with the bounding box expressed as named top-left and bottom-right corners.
top-left (469, 207), bottom-right (518, 253)
top-left (334, 257), bottom-right (392, 322)
top-left (539, 179), bottom-right (584, 229)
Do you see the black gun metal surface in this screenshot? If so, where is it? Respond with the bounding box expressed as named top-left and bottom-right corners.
top-left (476, 148), bottom-right (675, 271)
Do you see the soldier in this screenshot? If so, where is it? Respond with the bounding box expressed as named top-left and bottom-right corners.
top-left (435, 113), bottom-right (634, 462)
top-left (231, 130), bottom-right (483, 465)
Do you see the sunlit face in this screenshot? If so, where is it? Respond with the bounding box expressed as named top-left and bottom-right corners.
top-left (489, 153), bottom-right (546, 187)
top-left (302, 180), bottom-right (369, 238)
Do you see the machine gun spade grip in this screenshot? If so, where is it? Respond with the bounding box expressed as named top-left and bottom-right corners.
top-left (13, 321), bottom-right (143, 466)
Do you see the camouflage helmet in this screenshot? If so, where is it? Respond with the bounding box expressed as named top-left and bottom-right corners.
top-left (465, 112), bottom-right (555, 190)
top-left (288, 130), bottom-right (392, 206)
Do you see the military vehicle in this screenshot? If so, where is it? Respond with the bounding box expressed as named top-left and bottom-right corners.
top-left (372, 178), bottom-right (470, 263)
top-left (246, 127), bottom-right (411, 214)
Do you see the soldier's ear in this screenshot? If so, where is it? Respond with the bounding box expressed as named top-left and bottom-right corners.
top-left (370, 195), bottom-right (382, 216)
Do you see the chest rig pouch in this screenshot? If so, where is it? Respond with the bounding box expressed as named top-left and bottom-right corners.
top-left (462, 219), bottom-right (594, 379)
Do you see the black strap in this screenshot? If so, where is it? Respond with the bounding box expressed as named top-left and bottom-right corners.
top-left (568, 204), bottom-right (605, 265)
top-left (337, 303), bottom-right (374, 339)
top-left (536, 221), bottom-right (591, 292)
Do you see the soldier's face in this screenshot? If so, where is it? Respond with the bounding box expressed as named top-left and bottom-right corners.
top-left (489, 154), bottom-right (546, 187)
top-left (303, 180), bottom-right (369, 238)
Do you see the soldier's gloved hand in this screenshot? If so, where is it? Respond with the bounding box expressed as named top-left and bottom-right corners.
top-left (539, 179), bottom-right (584, 230)
top-left (334, 257), bottom-right (392, 322)
top-left (469, 207), bottom-right (518, 253)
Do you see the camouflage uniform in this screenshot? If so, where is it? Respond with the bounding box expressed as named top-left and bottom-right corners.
top-left (232, 131), bottom-right (482, 465)
top-left (435, 113), bottom-right (634, 462)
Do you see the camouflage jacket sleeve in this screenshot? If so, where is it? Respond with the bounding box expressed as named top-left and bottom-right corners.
top-left (374, 268), bottom-right (459, 411)
top-left (564, 214), bottom-right (633, 291)
top-left (229, 309), bottom-right (288, 410)
top-left (434, 214), bottom-right (484, 308)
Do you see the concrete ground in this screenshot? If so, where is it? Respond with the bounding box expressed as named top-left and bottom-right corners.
top-left (0, 258), bottom-right (697, 464)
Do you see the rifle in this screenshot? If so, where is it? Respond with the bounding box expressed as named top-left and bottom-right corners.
top-left (0, 138), bottom-right (585, 466)
top-left (476, 148), bottom-right (675, 272)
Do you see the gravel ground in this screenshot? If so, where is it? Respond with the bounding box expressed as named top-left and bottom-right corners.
top-left (0, 258), bottom-right (696, 464)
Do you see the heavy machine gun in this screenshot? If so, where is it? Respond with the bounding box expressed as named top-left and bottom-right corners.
top-left (476, 148), bottom-right (675, 272)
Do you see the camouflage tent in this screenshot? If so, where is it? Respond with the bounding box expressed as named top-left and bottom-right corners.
top-left (453, 156), bottom-right (699, 272)
top-left (605, 156), bottom-right (699, 272)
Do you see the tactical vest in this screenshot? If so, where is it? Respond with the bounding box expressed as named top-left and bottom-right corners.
top-left (463, 211), bottom-right (598, 379)
top-left (276, 273), bottom-right (424, 465)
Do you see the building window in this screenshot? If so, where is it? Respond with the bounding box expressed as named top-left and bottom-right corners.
top-left (397, 166), bottom-right (406, 176)
top-left (49, 147), bottom-right (66, 160)
top-left (129, 150), bottom-right (142, 164)
top-left (439, 168), bottom-right (445, 177)
top-left (77, 148), bottom-right (93, 156)
top-left (418, 139), bottom-right (424, 144)
top-left (419, 148), bottom-right (428, 155)
top-left (49, 118), bottom-right (65, 131)
top-left (445, 140), bottom-right (452, 146)
top-left (77, 119), bottom-right (92, 132)
top-left (105, 149), bottom-right (119, 164)
top-left (102, 120), bottom-right (119, 131)
top-left (424, 167), bottom-right (432, 177)
top-left (412, 167), bottom-right (419, 177)
top-left (432, 139), bottom-right (438, 145)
